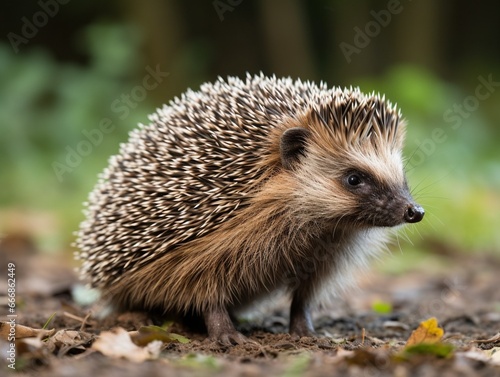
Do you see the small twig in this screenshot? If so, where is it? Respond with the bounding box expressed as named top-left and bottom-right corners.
top-left (63, 311), bottom-right (94, 330)
top-left (471, 333), bottom-right (500, 344)
top-left (80, 311), bottom-right (93, 332)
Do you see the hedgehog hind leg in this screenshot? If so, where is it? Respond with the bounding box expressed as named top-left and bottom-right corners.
top-left (204, 306), bottom-right (255, 345)
top-left (289, 289), bottom-right (315, 337)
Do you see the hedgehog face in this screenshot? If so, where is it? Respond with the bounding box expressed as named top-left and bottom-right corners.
top-left (330, 143), bottom-right (424, 227)
top-left (280, 122), bottom-right (424, 229)
top-left (340, 165), bottom-right (424, 227)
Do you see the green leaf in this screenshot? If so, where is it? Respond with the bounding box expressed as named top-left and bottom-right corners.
top-left (133, 325), bottom-right (190, 346)
top-left (402, 343), bottom-right (454, 358)
top-left (168, 332), bottom-right (190, 344)
top-left (372, 300), bottom-right (393, 314)
top-left (177, 353), bottom-right (220, 369)
top-left (42, 312), bottom-right (57, 330)
top-left (281, 354), bottom-right (312, 377)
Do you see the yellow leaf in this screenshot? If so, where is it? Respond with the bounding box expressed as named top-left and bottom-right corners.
top-left (406, 317), bottom-right (444, 347)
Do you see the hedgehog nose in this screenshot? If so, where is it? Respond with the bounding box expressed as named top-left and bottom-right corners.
top-left (404, 204), bottom-right (425, 223)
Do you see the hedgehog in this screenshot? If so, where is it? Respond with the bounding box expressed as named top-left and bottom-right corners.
top-left (76, 74), bottom-right (424, 345)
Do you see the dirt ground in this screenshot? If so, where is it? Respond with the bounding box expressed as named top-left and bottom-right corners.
top-left (1, 235), bottom-right (500, 376)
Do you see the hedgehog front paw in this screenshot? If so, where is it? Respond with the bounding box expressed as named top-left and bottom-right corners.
top-left (289, 295), bottom-right (315, 338)
top-left (289, 311), bottom-right (316, 338)
top-left (204, 306), bottom-right (257, 346)
top-left (211, 329), bottom-right (252, 346)
top-left (289, 323), bottom-right (315, 338)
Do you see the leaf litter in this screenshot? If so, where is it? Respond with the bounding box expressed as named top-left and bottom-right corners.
top-left (1, 245), bottom-right (500, 376)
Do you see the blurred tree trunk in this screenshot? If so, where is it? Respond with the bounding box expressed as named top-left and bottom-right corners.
top-left (328, 0), bottom-right (447, 84)
top-left (259, 0), bottom-right (317, 81)
top-left (120, 0), bottom-right (186, 103)
top-left (329, 1), bottom-right (373, 85)
top-left (392, 0), bottom-right (446, 73)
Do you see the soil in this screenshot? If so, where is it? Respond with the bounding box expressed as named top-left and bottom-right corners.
top-left (1, 235), bottom-right (500, 376)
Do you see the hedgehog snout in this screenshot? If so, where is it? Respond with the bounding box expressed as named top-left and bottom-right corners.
top-left (367, 190), bottom-right (424, 227)
top-left (403, 203), bottom-right (425, 223)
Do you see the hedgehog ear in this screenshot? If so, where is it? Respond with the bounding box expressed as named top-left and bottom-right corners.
top-left (280, 127), bottom-right (311, 170)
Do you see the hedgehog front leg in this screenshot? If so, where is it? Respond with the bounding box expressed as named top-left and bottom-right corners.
top-left (289, 289), bottom-right (315, 337)
top-left (204, 306), bottom-right (249, 345)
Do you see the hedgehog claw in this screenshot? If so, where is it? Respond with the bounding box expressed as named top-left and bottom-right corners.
top-left (204, 307), bottom-right (257, 346)
top-left (215, 331), bottom-right (252, 346)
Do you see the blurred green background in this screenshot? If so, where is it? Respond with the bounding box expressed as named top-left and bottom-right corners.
top-left (1, 0), bottom-right (499, 265)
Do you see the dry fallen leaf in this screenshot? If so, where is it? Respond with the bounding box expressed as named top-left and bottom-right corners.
top-left (457, 347), bottom-right (500, 366)
top-left (486, 347), bottom-right (500, 366)
top-left (92, 327), bottom-right (162, 362)
top-left (331, 348), bottom-right (355, 364)
top-left (383, 320), bottom-right (410, 331)
top-left (45, 329), bottom-right (94, 356)
top-left (0, 321), bottom-right (55, 340)
top-left (16, 336), bottom-right (53, 357)
top-left (406, 317), bottom-right (444, 347)
top-left (51, 330), bottom-right (82, 346)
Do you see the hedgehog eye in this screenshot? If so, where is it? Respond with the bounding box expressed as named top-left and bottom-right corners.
top-left (347, 174), bottom-right (362, 187)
